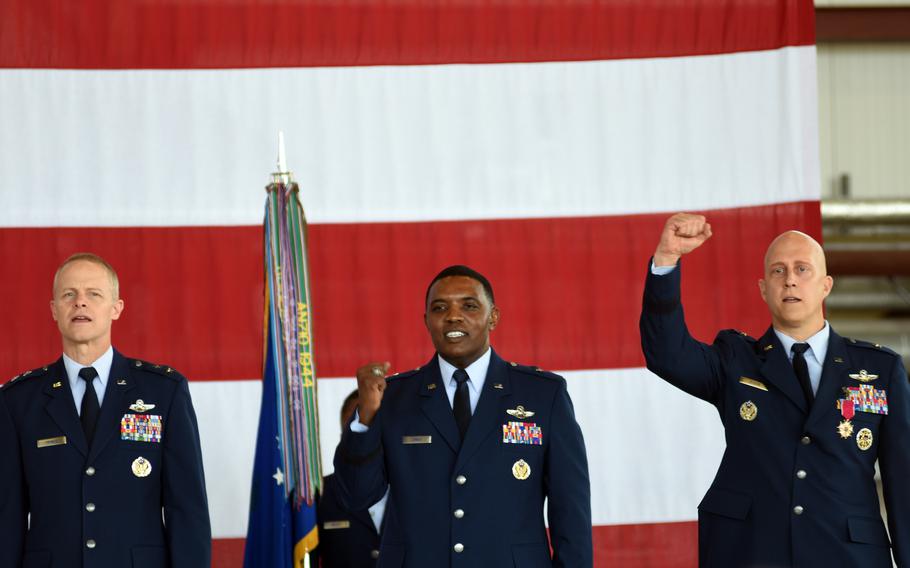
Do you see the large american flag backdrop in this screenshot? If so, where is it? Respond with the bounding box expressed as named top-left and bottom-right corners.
top-left (0, 1), bottom-right (819, 565)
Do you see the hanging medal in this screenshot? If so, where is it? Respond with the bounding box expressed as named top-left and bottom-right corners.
top-left (837, 399), bottom-right (855, 439)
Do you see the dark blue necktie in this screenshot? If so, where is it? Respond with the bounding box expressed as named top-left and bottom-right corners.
top-left (453, 369), bottom-right (471, 440)
top-left (79, 366), bottom-right (101, 444)
top-left (791, 343), bottom-right (814, 406)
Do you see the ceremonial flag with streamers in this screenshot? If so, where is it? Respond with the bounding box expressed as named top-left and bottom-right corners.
top-left (244, 181), bottom-right (321, 567)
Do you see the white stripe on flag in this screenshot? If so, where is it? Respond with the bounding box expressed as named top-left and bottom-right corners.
top-left (1, 47), bottom-right (817, 227)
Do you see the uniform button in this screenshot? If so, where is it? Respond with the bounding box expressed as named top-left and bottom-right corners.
top-left (85, 466), bottom-right (96, 476)
top-left (85, 502), bottom-right (96, 512)
top-left (453, 509), bottom-right (465, 519)
top-left (796, 470), bottom-right (807, 479)
top-left (86, 539), bottom-right (97, 549)
top-left (453, 543), bottom-right (464, 553)
top-left (793, 506), bottom-right (804, 515)
top-left (456, 475), bottom-right (467, 485)
top-left (801, 436), bottom-right (811, 445)
top-left (370, 550), bottom-right (380, 559)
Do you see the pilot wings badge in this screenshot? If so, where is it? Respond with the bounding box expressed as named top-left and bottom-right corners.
top-left (506, 405), bottom-right (535, 419)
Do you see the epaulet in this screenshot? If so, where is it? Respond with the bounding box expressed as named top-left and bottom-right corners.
top-left (844, 338), bottom-right (900, 357)
top-left (3, 364), bottom-right (52, 390)
top-left (386, 367), bottom-right (421, 383)
top-left (720, 329), bottom-right (756, 343)
top-left (130, 359), bottom-right (185, 381)
top-left (507, 361), bottom-right (562, 381)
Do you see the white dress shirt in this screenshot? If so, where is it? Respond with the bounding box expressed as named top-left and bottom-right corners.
top-left (774, 323), bottom-right (830, 395)
top-left (62, 346), bottom-right (114, 415)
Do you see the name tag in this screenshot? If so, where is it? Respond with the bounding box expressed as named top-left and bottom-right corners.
top-left (402, 435), bottom-right (432, 445)
top-left (37, 436), bottom-right (67, 448)
top-left (323, 520), bottom-right (351, 530)
top-left (738, 377), bottom-right (768, 391)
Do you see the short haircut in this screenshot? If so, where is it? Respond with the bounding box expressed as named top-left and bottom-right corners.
top-left (425, 265), bottom-right (495, 307)
top-left (340, 390), bottom-right (359, 424)
top-left (53, 253), bottom-right (120, 300)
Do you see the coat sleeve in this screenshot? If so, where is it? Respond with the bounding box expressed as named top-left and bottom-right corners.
top-left (0, 389), bottom-right (26, 567)
top-left (162, 378), bottom-right (212, 568)
top-left (545, 379), bottom-right (593, 568)
top-left (879, 355), bottom-right (910, 567)
top-left (332, 412), bottom-right (389, 512)
top-left (639, 260), bottom-right (725, 404)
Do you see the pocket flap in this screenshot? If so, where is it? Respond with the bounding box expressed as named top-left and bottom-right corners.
top-left (698, 487), bottom-right (752, 520)
top-left (847, 516), bottom-right (890, 546)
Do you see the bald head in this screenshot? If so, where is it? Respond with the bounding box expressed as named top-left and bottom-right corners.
top-left (758, 230), bottom-right (832, 340)
top-left (764, 231), bottom-right (827, 277)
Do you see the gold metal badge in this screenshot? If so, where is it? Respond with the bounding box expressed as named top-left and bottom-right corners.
top-left (848, 370), bottom-right (878, 382)
top-left (856, 428), bottom-right (873, 451)
top-left (493, 383), bottom-right (504, 390)
top-left (738, 377), bottom-right (768, 391)
top-left (837, 419), bottom-right (854, 439)
top-left (426, 383), bottom-right (437, 390)
top-left (37, 436), bottom-right (67, 448)
top-left (739, 401), bottom-right (758, 421)
top-left (116, 379), bottom-right (127, 386)
top-left (763, 344), bottom-right (773, 351)
top-left (129, 399), bottom-right (155, 413)
top-left (52, 381), bottom-right (62, 389)
top-left (507, 405), bottom-right (535, 419)
top-left (132, 456), bottom-right (152, 477)
top-left (512, 459), bottom-right (531, 480)
top-left (323, 520), bottom-right (351, 530)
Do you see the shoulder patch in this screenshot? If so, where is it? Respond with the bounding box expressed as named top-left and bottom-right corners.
top-left (508, 362), bottom-right (563, 382)
top-left (131, 359), bottom-right (185, 381)
top-left (3, 364), bottom-right (52, 390)
top-left (844, 338), bottom-right (899, 357)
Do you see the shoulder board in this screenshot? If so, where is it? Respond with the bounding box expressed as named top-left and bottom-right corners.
top-left (844, 338), bottom-right (900, 357)
top-left (507, 361), bottom-right (563, 381)
top-left (387, 367), bottom-right (421, 383)
top-left (130, 359), bottom-right (185, 381)
top-left (3, 364), bottom-right (52, 390)
top-left (719, 329), bottom-right (756, 342)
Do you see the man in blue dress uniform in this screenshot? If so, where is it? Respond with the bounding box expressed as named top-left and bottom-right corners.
top-left (640, 213), bottom-right (910, 567)
top-left (317, 390), bottom-right (384, 567)
top-left (0, 253), bottom-right (211, 568)
top-left (334, 265), bottom-right (592, 567)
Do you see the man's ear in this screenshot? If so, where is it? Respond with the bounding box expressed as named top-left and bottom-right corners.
top-left (489, 306), bottom-right (500, 331)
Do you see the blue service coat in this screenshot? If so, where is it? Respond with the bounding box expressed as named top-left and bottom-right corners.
top-left (315, 473), bottom-right (382, 568)
top-left (640, 263), bottom-right (910, 568)
top-left (0, 350), bottom-right (211, 568)
top-left (333, 350), bottom-right (592, 568)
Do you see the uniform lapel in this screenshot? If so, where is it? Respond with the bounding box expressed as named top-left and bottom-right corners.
top-left (757, 328), bottom-right (809, 414)
top-left (42, 358), bottom-right (89, 456)
top-left (806, 329), bottom-right (850, 430)
top-left (454, 350), bottom-right (511, 472)
top-left (88, 351), bottom-right (135, 462)
top-left (419, 357), bottom-right (461, 453)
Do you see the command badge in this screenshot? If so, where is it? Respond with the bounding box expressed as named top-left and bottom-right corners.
top-left (856, 428), bottom-right (873, 451)
top-left (739, 401), bottom-right (758, 421)
top-left (132, 456), bottom-right (152, 477)
top-left (512, 459), bottom-right (531, 480)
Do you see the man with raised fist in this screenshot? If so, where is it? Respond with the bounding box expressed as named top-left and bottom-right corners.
top-left (640, 213), bottom-right (910, 567)
top-left (334, 264), bottom-right (592, 567)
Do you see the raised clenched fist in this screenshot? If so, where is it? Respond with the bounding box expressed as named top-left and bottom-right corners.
top-left (653, 213), bottom-right (712, 267)
top-left (355, 361), bottom-right (391, 426)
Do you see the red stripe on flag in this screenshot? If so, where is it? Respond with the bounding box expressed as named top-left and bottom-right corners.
top-left (1, 0), bottom-right (814, 69)
top-left (0, 203), bottom-right (820, 381)
top-left (211, 521), bottom-right (699, 567)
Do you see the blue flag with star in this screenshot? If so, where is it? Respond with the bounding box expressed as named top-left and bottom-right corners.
top-left (245, 179), bottom-right (321, 567)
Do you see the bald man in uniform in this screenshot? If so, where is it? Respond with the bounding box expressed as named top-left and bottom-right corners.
top-left (640, 213), bottom-right (910, 567)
